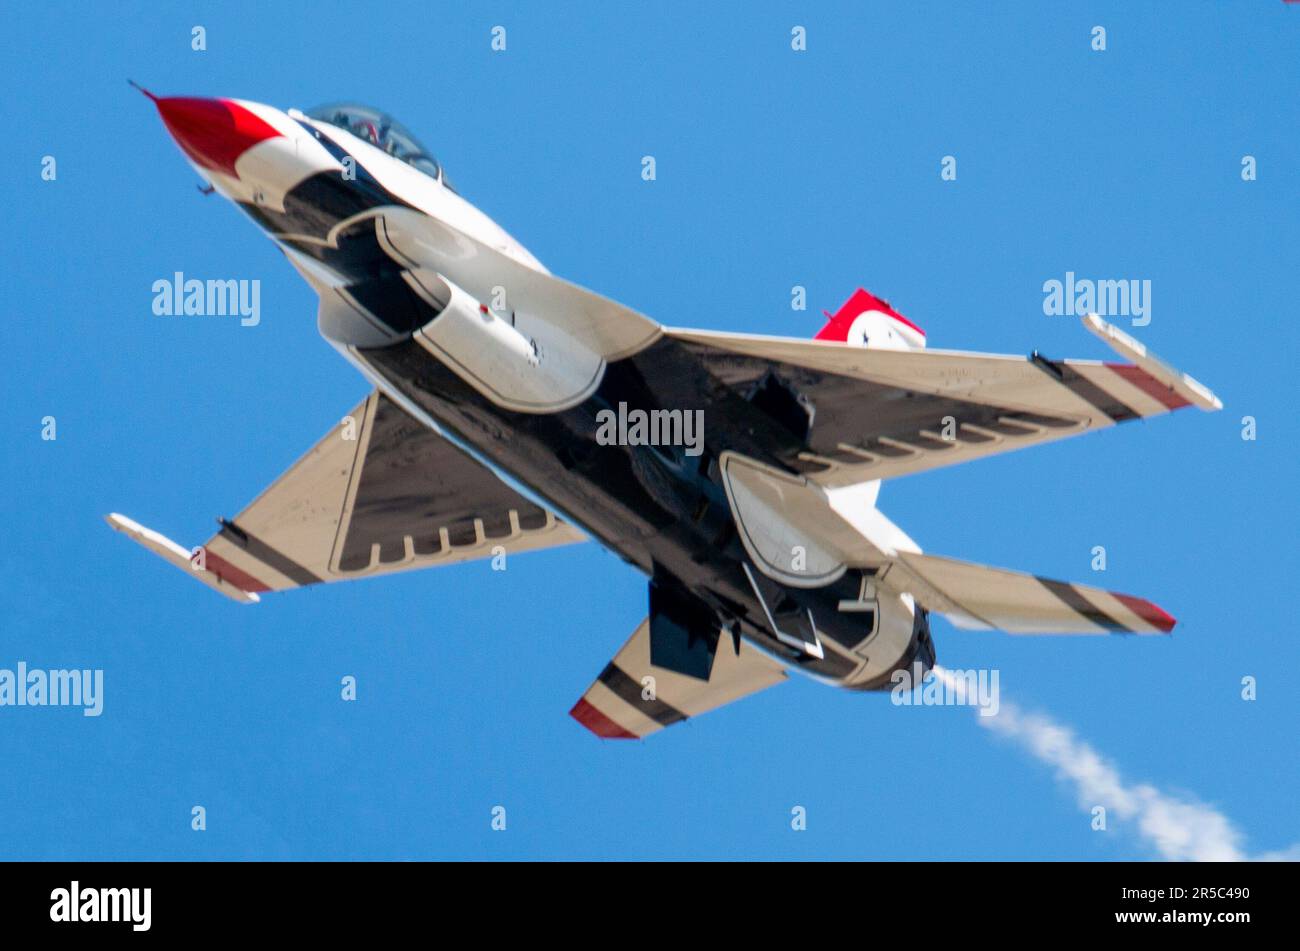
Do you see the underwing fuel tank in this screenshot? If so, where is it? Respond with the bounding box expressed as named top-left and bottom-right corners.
top-left (307, 258), bottom-right (608, 414)
top-left (411, 275), bottom-right (607, 414)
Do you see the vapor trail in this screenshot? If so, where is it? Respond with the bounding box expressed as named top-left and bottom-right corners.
top-left (931, 666), bottom-right (1295, 862)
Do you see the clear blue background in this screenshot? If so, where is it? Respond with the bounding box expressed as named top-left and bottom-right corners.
top-left (2, 1), bottom-right (1295, 860)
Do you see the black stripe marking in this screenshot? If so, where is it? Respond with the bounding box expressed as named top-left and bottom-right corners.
top-left (597, 663), bottom-right (688, 727)
top-left (219, 520), bottom-right (323, 587)
top-left (1031, 355), bottom-right (1139, 422)
top-left (1037, 578), bottom-right (1128, 632)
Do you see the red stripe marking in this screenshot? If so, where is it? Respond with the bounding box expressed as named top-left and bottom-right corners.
top-left (203, 550), bottom-right (271, 594)
top-left (1111, 593), bottom-right (1176, 633)
top-left (815, 287), bottom-right (925, 342)
top-left (1105, 363), bottom-right (1190, 411)
top-left (569, 698), bottom-right (638, 739)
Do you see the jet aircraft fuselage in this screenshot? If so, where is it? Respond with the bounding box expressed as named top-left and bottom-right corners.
top-left (115, 93), bottom-right (1212, 739)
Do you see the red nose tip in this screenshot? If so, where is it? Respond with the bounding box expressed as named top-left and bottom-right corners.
top-left (154, 97), bottom-right (281, 178)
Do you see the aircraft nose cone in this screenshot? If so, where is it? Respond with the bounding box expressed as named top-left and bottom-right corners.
top-left (155, 97), bottom-right (281, 178)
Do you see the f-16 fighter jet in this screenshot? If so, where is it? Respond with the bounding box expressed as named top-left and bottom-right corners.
top-left (109, 93), bottom-right (1221, 739)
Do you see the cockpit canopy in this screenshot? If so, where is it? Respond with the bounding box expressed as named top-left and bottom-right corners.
top-left (305, 103), bottom-right (442, 182)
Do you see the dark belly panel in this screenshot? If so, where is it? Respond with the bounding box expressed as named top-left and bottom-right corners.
top-left (358, 336), bottom-right (868, 680)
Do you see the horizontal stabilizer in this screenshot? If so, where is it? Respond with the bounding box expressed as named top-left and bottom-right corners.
top-left (571, 617), bottom-right (787, 739)
top-left (878, 551), bottom-right (1175, 635)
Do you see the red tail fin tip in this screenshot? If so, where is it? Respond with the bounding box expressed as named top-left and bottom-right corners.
top-left (815, 288), bottom-right (926, 349)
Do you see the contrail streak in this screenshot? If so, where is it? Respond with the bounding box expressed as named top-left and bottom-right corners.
top-left (931, 665), bottom-right (1295, 862)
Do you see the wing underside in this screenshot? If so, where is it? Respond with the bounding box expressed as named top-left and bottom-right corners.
top-left (667, 314), bottom-right (1218, 488)
top-left (108, 391), bottom-right (583, 599)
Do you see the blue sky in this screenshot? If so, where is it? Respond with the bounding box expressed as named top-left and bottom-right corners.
top-left (2, 1), bottom-right (1296, 860)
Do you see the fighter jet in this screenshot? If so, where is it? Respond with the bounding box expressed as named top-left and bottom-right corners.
top-left (108, 93), bottom-right (1222, 739)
